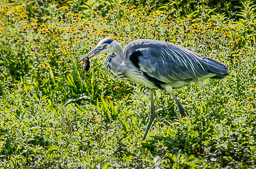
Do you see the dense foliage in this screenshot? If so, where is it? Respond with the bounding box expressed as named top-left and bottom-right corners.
top-left (0, 0), bottom-right (255, 168)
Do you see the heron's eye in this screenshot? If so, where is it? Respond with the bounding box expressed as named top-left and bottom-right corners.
top-left (101, 44), bottom-right (108, 49)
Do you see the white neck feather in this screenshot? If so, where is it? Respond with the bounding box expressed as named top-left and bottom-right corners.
top-left (111, 41), bottom-right (124, 59)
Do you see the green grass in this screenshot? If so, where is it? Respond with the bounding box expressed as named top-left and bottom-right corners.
top-left (0, 0), bottom-right (255, 168)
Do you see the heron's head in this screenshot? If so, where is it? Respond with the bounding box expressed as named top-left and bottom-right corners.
top-left (79, 38), bottom-right (115, 62)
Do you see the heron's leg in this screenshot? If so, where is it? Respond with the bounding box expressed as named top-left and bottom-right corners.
top-left (171, 92), bottom-right (186, 117)
top-left (142, 89), bottom-right (156, 141)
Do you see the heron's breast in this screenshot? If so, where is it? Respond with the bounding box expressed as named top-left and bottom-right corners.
top-left (126, 70), bottom-right (157, 88)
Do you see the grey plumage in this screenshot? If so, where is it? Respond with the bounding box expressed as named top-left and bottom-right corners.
top-left (124, 39), bottom-right (228, 85)
top-left (79, 38), bottom-right (229, 140)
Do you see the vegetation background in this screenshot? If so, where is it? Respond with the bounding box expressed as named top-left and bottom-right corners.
top-left (0, 0), bottom-right (255, 168)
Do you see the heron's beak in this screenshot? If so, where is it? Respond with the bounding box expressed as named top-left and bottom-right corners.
top-left (79, 47), bottom-right (101, 62)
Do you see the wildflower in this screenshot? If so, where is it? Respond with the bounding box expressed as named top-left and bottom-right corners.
top-left (47, 53), bottom-right (53, 57)
top-left (0, 26), bottom-right (5, 32)
top-left (144, 5), bottom-right (150, 9)
top-left (231, 26), bottom-right (237, 30)
top-left (64, 51), bottom-right (70, 55)
top-left (37, 54), bottom-right (42, 56)
top-left (19, 20), bottom-right (27, 24)
top-left (131, 13), bottom-right (137, 16)
top-left (232, 54), bottom-right (239, 57)
top-left (250, 88), bottom-right (256, 92)
top-left (113, 86), bottom-right (121, 91)
top-left (106, 96), bottom-right (112, 99)
top-left (56, 60), bottom-right (64, 64)
top-left (170, 39), bottom-right (176, 42)
top-left (130, 5), bottom-right (136, 9)
top-left (229, 41), bottom-right (235, 44)
top-left (61, 6), bottom-right (69, 10)
top-left (31, 23), bottom-right (37, 27)
top-left (182, 116), bottom-right (188, 120)
top-left (247, 97), bottom-right (253, 100)
top-left (43, 62), bottom-right (49, 67)
top-left (95, 30), bottom-right (103, 35)
top-left (184, 41), bottom-right (188, 44)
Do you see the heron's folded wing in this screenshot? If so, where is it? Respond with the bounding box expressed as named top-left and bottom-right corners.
top-left (130, 41), bottom-right (209, 83)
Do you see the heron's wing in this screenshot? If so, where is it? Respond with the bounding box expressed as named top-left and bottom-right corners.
top-left (124, 39), bottom-right (210, 83)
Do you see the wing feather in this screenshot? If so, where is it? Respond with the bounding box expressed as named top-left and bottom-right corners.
top-left (124, 39), bottom-right (210, 83)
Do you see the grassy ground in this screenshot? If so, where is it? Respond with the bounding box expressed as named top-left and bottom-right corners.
top-left (0, 0), bottom-right (255, 168)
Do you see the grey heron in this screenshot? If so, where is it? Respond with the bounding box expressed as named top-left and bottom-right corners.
top-left (79, 38), bottom-right (229, 140)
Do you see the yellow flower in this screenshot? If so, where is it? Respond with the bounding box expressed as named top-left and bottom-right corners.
top-left (113, 86), bottom-right (121, 91)
top-left (56, 60), bottom-right (64, 64)
top-left (247, 97), bottom-right (253, 100)
top-left (37, 54), bottom-right (42, 56)
top-left (131, 13), bottom-right (137, 16)
top-left (31, 23), bottom-right (37, 26)
top-left (232, 54), bottom-right (239, 57)
top-left (250, 88), bottom-right (256, 92)
top-left (64, 51), bottom-right (70, 55)
top-left (0, 26), bottom-right (5, 32)
top-left (229, 41), bottom-right (235, 44)
top-left (170, 39), bottom-right (176, 42)
top-left (61, 6), bottom-right (69, 10)
top-left (47, 53), bottom-right (53, 57)
top-left (182, 116), bottom-right (188, 120)
top-left (19, 20), bottom-right (27, 24)
top-left (106, 96), bottom-right (112, 99)
top-left (184, 41), bottom-right (189, 44)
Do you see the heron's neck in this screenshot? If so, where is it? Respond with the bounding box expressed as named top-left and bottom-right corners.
top-left (113, 42), bottom-right (124, 59)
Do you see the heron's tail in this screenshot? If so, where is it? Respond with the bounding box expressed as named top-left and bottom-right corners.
top-left (203, 58), bottom-right (229, 79)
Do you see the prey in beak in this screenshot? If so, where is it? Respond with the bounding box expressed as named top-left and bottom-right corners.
top-left (79, 47), bottom-right (102, 63)
top-left (79, 46), bottom-right (102, 73)
top-left (82, 57), bottom-right (90, 72)
top-left (78, 38), bottom-right (114, 73)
